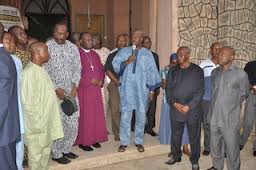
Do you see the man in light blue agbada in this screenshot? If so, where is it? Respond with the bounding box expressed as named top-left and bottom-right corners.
top-left (113, 30), bottom-right (161, 152)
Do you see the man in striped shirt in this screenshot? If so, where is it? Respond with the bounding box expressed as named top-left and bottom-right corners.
top-left (199, 42), bottom-right (221, 156)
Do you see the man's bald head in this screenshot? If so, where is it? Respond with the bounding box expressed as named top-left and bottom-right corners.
top-left (177, 46), bottom-right (191, 65)
top-left (0, 22), bottom-right (4, 42)
top-left (29, 42), bottom-right (49, 64)
top-left (131, 29), bottom-right (143, 47)
top-left (221, 46), bottom-right (235, 56)
top-left (218, 46), bottom-right (235, 66)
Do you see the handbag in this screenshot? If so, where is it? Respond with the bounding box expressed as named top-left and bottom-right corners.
top-left (61, 96), bottom-right (78, 116)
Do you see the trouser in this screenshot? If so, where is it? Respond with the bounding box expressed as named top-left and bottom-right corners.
top-left (201, 100), bottom-right (211, 152)
top-left (120, 111), bottom-right (146, 145)
top-left (145, 92), bottom-right (157, 132)
top-left (171, 120), bottom-right (201, 164)
top-left (240, 92), bottom-right (256, 146)
top-left (27, 139), bottom-right (52, 170)
top-left (51, 110), bottom-right (79, 159)
top-left (210, 125), bottom-right (240, 170)
top-left (16, 134), bottom-right (24, 170)
top-left (107, 81), bottom-right (120, 139)
top-left (0, 142), bottom-right (17, 170)
top-left (253, 131), bottom-right (256, 151)
top-left (102, 81), bottom-right (109, 120)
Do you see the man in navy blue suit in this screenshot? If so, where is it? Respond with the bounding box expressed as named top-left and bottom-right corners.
top-left (0, 22), bottom-right (21, 170)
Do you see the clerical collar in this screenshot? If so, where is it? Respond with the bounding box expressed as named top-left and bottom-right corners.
top-left (81, 48), bottom-right (90, 53)
top-left (0, 43), bottom-right (3, 48)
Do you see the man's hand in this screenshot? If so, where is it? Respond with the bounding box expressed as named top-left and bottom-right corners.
top-left (252, 86), bottom-right (256, 94)
top-left (180, 105), bottom-right (190, 114)
top-left (174, 102), bottom-right (183, 113)
top-left (114, 79), bottom-right (120, 86)
top-left (161, 80), bottom-right (167, 89)
top-left (174, 103), bottom-right (190, 115)
top-left (125, 55), bottom-right (136, 65)
top-left (148, 91), bottom-right (155, 102)
top-left (70, 86), bottom-right (77, 97)
top-left (91, 78), bottom-right (98, 85)
top-left (55, 88), bottom-right (65, 100)
top-left (97, 80), bottom-right (103, 87)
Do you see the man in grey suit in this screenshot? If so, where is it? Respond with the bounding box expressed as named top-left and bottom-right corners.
top-left (207, 47), bottom-right (250, 170)
top-left (0, 22), bottom-right (21, 170)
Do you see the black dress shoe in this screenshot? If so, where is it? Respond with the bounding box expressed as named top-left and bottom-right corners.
top-left (206, 167), bottom-right (217, 170)
top-left (240, 145), bottom-right (244, 151)
top-left (253, 150), bottom-right (256, 156)
top-left (168, 152), bottom-right (172, 157)
top-left (63, 152), bottom-right (78, 159)
top-left (79, 145), bottom-right (94, 151)
top-left (52, 156), bottom-right (71, 164)
top-left (92, 143), bottom-right (101, 148)
top-left (192, 163), bottom-right (199, 170)
top-left (165, 157), bottom-right (181, 165)
top-left (202, 150), bottom-right (210, 156)
top-left (146, 130), bottom-right (158, 137)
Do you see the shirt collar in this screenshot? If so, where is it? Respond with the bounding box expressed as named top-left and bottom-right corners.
top-left (81, 48), bottom-right (90, 53)
top-left (0, 43), bottom-right (3, 48)
top-left (220, 63), bottom-right (236, 72)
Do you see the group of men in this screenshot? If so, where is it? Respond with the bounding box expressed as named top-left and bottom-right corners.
top-left (0, 21), bottom-right (161, 170)
top-left (164, 42), bottom-right (255, 170)
top-left (0, 19), bottom-right (255, 170)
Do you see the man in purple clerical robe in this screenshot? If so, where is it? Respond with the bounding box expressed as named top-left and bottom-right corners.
top-left (75, 32), bottom-right (108, 151)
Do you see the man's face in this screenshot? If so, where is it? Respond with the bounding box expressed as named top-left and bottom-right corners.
top-left (143, 38), bottom-right (152, 50)
top-left (131, 32), bottom-right (143, 46)
top-left (211, 43), bottom-right (221, 59)
top-left (218, 48), bottom-right (232, 66)
top-left (3, 33), bottom-right (16, 54)
top-left (92, 36), bottom-right (101, 49)
top-left (170, 59), bottom-right (178, 66)
top-left (177, 48), bottom-right (189, 64)
top-left (53, 25), bottom-right (68, 44)
top-left (13, 27), bottom-right (28, 46)
top-left (80, 34), bottom-right (93, 49)
top-left (116, 36), bottom-right (126, 48)
top-left (124, 35), bottom-right (130, 46)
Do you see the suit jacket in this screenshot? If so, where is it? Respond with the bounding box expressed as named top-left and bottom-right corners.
top-left (0, 47), bottom-right (20, 146)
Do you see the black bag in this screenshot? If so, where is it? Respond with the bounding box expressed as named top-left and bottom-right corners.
top-left (61, 96), bottom-right (78, 116)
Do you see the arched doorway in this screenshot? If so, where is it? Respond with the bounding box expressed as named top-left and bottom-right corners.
top-left (23, 0), bottom-right (71, 41)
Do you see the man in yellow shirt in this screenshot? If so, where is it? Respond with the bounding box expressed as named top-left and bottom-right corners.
top-left (21, 42), bottom-right (64, 170)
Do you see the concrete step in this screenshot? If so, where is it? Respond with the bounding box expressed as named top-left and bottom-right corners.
top-left (49, 134), bottom-right (169, 170)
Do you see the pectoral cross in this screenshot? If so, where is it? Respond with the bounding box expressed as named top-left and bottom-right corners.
top-left (90, 65), bottom-right (94, 71)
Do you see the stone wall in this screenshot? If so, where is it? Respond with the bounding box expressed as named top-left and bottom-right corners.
top-left (178, 0), bottom-right (256, 67)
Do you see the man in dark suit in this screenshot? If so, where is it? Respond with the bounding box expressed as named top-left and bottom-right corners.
top-left (0, 22), bottom-right (21, 170)
top-left (142, 36), bottom-right (160, 136)
top-left (165, 47), bottom-right (204, 170)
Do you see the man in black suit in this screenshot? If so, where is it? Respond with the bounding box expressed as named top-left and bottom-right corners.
top-left (0, 22), bottom-right (21, 170)
top-left (142, 36), bottom-right (160, 136)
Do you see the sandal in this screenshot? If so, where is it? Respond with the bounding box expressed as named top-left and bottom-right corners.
top-left (135, 144), bottom-right (145, 152)
top-left (118, 145), bottom-right (127, 152)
